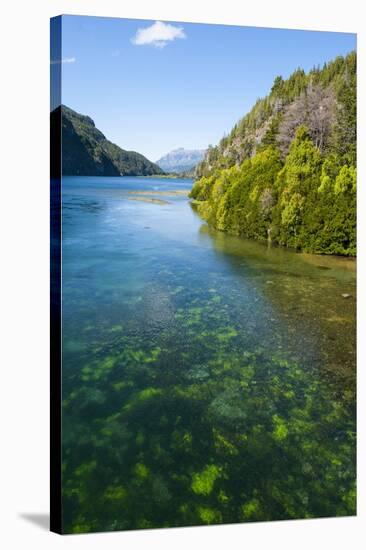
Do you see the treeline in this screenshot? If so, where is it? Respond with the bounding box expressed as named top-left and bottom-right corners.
top-left (190, 52), bottom-right (356, 256)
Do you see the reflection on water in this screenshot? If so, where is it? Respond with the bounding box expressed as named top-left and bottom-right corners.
top-left (198, 225), bottom-right (356, 390)
top-left (61, 176), bottom-right (356, 533)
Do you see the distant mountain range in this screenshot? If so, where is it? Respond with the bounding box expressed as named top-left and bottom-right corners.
top-left (156, 148), bottom-right (206, 174)
top-left (56, 105), bottom-right (164, 177)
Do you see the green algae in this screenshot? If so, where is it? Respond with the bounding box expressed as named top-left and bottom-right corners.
top-left (197, 507), bottom-right (222, 524)
top-left (62, 332), bottom-right (356, 532)
top-left (192, 464), bottom-right (222, 496)
top-left (123, 388), bottom-right (163, 412)
top-left (213, 429), bottom-right (239, 456)
top-left (61, 179), bottom-right (356, 533)
top-left (272, 415), bottom-right (289, 441)
top-left (134, 463), bottom-right (150, 481)
top-left (104, 486), bottom-right (128, 501)
top-left (241, 499), bottom-right (261, 520)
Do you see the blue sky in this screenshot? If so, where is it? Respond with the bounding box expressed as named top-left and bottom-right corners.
top-left (58, 15), bottom-right (356, 161)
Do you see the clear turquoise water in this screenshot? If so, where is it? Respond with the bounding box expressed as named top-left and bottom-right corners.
top-left (61, 176), bottom-right (356, 533)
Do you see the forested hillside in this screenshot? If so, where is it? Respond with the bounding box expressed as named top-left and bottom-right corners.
top-left (190, 52), bottom-right (356, 255)
top-left (59, 105), bottom-right (164, 177)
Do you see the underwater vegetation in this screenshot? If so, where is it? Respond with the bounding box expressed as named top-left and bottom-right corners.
top-left (61, 177), bottom-right (355, 533)
top-left (62, 272), bottom-right (355, 533)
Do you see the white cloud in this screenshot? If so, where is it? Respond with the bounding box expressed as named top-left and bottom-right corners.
top-left (131, 21), bottom-right (186, 49)
top-left (50, 57), bottom-right (76, 65)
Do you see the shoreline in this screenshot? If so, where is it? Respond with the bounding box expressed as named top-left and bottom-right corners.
top-left (191, 200), bottom-right (357, 261)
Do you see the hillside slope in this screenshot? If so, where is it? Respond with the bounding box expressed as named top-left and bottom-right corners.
top-left (191, 52), bottom-right (356, 256)
top-left (59, 105), bottom-right (164, 177)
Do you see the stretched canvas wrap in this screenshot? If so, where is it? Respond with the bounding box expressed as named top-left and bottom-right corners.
top-left (50, 15), bottom-right (357, 534)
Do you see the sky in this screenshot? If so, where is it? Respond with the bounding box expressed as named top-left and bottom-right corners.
top-left (56, 15), bottom-right (356, 162)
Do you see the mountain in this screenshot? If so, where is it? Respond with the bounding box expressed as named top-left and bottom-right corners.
top-left (58, 105), bottom-right (164, 176)
top-left (156, 148), bottom-right (206, 174)
top-left (190, 52), bottom-right (356, 256)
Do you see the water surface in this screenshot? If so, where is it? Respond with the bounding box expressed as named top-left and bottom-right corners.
top-left (61, 176), bottom-right (356, 533)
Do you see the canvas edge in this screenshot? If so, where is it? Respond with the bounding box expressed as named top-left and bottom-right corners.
top-left (50, 14), bottom-right (63, 535)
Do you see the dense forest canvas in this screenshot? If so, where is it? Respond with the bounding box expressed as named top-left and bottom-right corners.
top-left (50, 15), bottom-right (356, 534)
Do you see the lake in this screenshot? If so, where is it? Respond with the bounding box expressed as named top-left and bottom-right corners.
top-left (61, 175), bottom-right (356, 533)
